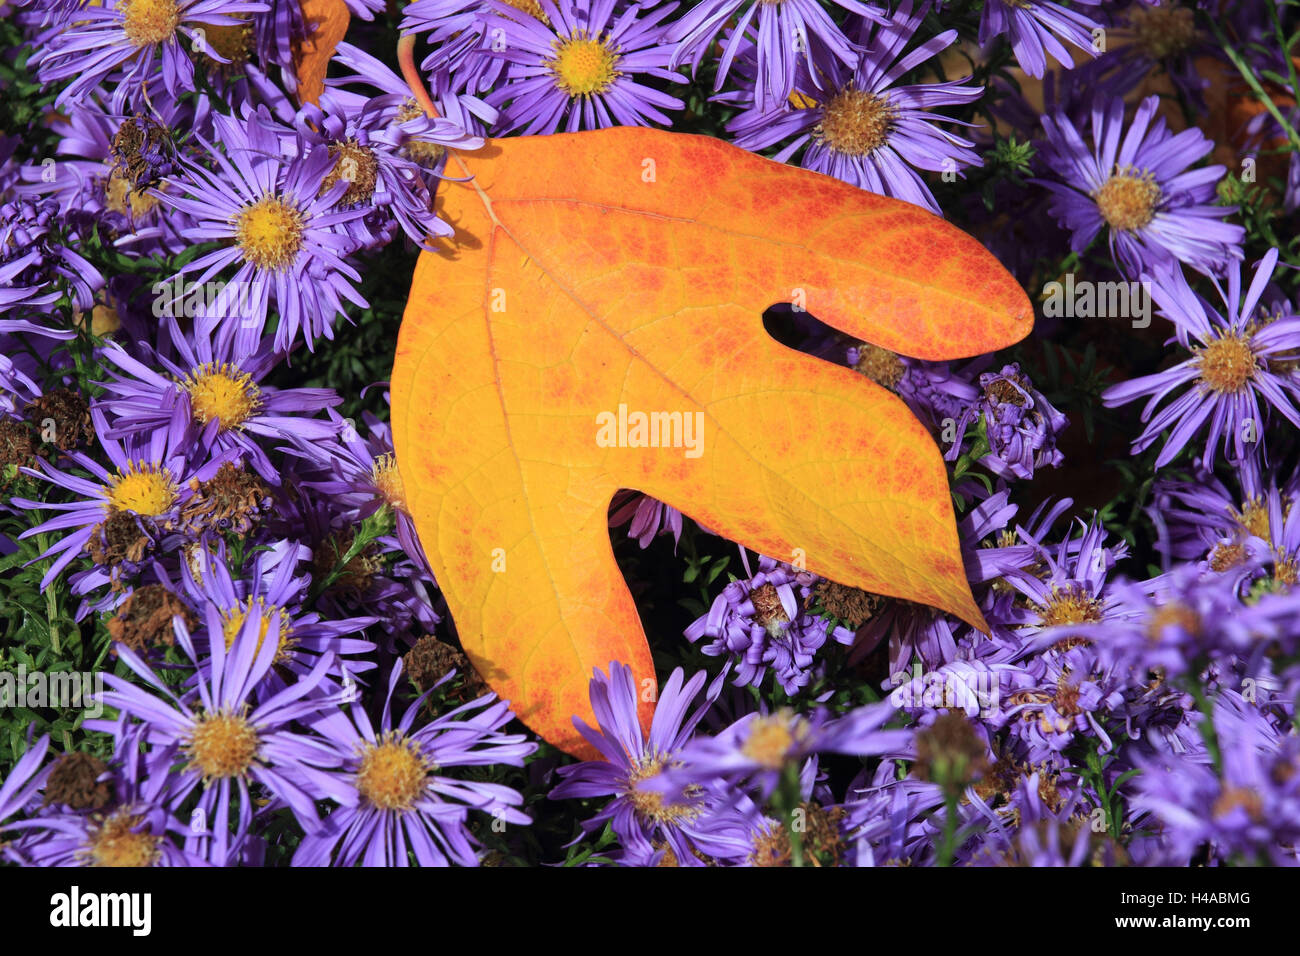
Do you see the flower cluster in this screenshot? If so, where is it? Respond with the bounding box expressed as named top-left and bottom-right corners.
top-left (3, 0), bottom-right (1299, 869)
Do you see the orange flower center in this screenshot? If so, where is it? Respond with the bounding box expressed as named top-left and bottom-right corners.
top-left (1196, 334), bottom-right (1257, 393)
top-left (356, 733), bottom-right (430, 811)
top-left (1094, 170), bottom-right (1161, 232)
top-left (816, 88), bottom-right (895, 157)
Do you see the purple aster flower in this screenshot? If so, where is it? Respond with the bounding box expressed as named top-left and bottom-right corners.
top-left (686, 552), bottom-right (855, 695)
top-left (292, 660), bottom-right (535, 866)
top-left (155, 107), bottom-right (369, 353)
top-left (14, 90), bottom-right (196, 254)
top-left (978, 0), bottom-right (1103, 79)
top-left (12, 414), bottom-right (231, 589)
top-left (1130, 691), bottom-right (1300, 865)
top-left (399, 0), bottom-right (518, 97)
top-left (176, 539), bottom-right (379, 692)
top-left (285, 408), bottom-right (428, 575)
top-left (34, 0), bottom-right (269, 111)
top-left (9, 720), bottom-right (212, 867)
top-left (1103, 249), bottom-right (1300, 470)
top-left (483, 0), bottom-right (685, 134)
top-left (668, 0), bottom-right (885, 108)
top-left (1036, 94), bottom-right (1244, 276)
top-left (1147, 462), bottom-right (1269, 566)
top-left (993, 643), bottom-right (1126, 762)
top-left (664, 700), bottom-right (910, 802)
top-left (1099, 1), bottom-right (1217, 108)
top-left (551, 661), bottom-right (755, 866)
top-left (95, 318), bottom-right (342, 483)
top-left (89, 614), bottom-right (345, 865)
top-left (980, 512), bottom-right (1131, 665)
top-left (0, 734), bottom-right (54, 863)
top-left (945, 363), bottom-right (1068, 481)
top-left (727, 1), bottom-right (982, 215)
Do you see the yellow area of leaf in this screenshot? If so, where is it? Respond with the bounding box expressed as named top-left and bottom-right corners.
top-left (392, 128), bottom-right (1032, 757)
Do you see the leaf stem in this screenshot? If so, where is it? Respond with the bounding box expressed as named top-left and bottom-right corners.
top-left (397, 34), bottom-right (440, 120)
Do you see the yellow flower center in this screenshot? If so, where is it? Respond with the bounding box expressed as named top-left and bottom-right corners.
top-left (356, 733), bottom-right (430, 811)
top-left (1233, 498), bottom-right (1271, 540)
top-left (815, 88), bottom-right (896, 157)
top-left (106, 462), bottom-right (178, 516)
top-left (187, 710), bottom-right (259, 782)
top-left (623, 754), bottom-right (702, 827)
top-left (395, 101), bottom-right (446, 169)
top-left (1094, 170), bottom-right (1161, 232)
top-left (199, 19), bottom-right (254, 71)
top-left (1196, 333), bottom-right (1257, 393)
top-left (234, 196), bottom-right (305, 271)
top-left (1036, 584), bottom-right (1103, 627)
top-left (183, 362), bottom-right (261, 430)
top-left (85, 812), bottom-right (162, 867)
top-left (371, 453), bottom-right (407, 514)
top-left (501, 0), bottom-right (548, 20)
top-left (549, 34), bottom-right (619, 97)
top-left (742, 712), bottom-right (802, 770)
top-left (121, 0), bottom-right (180, 47)
top-left (220, 599), bottom-right (296, 663)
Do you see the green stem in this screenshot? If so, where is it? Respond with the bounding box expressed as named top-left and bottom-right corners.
top-left (936, 789), bottom-right (960, 867)
top-left (1210, 19), bottom-right (1300, 154)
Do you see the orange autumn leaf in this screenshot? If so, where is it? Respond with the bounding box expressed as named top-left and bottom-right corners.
top-left (292, 0), bottom-right (349, 107)
top-left (390, 128), bottom-right (1032, 758)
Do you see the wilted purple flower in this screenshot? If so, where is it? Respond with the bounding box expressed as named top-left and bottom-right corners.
top-left (946, 363), bottom-right (1067, 481)
top-left (686, 553), bottom-right (854, 694)
top-left (728, 1), bottom-right (981, 215)
top-left (1036, 95), bottom-right (1243, 276)
top-left (1103, 249), bottom-right (1300, 469)
top-left (1, 197), bottom-right (104, 317)
top-left (293, 87), bottom-right (484, 249)
top-left (292, 660), bottom-right (535, 866)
